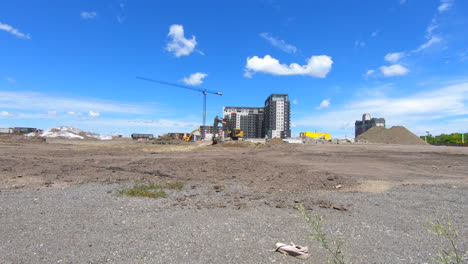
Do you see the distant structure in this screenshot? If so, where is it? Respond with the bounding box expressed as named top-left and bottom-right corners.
top-left (355, 113), bottom-right (385, 138)
top-left (0, 127), bottom-right (37, 134)
top-left (222, 93), bottom-right (291, 139)
top-left (131, 133), bottom-right (154, 140)
top-left (222, 106), bottom-right (264, 138)
top-left (264, 94), bottom-right (291, 139)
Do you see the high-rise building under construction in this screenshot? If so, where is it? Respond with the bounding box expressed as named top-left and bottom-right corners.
top-left (223, 93), bottom-right (290, 139)
top-left (264, 94), bottom-right (291, 139)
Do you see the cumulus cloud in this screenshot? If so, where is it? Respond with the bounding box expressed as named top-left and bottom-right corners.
top-left (166, 24), bottom-right (197, 57)
top-left (380, 64), bottom-right (409, 77)
top-left (259, 33), bottom-right (297, 54)
top-left (88, 110), bottom-right (100, 118)
top-left (80, 11), bottom-right (97, 20)
top-left (0, 22), bottom-right (30, 39)
top-left (182, 72), bottom-right (207, 86)
top-left (244, 55), bottom-right (333, 78)
top-left (384, 52), bottom-right (406, 63)
top-left (292, 99), bottom-right (298, 105)
top-left (316, 99), bottom-right (331, 110)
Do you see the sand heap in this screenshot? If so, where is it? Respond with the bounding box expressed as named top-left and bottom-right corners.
top-left (357, 126), bottom-right (427, 145)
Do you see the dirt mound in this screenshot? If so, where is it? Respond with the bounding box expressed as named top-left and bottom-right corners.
top-left (267, 138), bottom-right (287, 145)
top-left (153, 134), bottom-right (184, 145)
top-left (212, 140), bottom-right (260, 148)
top-left (357, 126), bottom-right (427, 145)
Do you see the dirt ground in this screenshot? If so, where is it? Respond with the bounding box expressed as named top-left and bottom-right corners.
top-left (1, 137), bottom-right (468, 263)
top-left (1, 137), bottom-right (467, 209)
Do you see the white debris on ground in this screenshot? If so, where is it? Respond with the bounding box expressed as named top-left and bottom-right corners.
top-left (28, 126), bottom-right (112, 140)
top-left (41, 129), bottom-right (84, 139)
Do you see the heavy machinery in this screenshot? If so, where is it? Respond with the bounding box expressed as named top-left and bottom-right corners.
top-left (183, 128), bottom-right (200, 142)
top-left (212, 116), bottom-right (243, 144)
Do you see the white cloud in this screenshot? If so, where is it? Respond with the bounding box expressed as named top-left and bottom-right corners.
top-left (244, 55), bottom-right (333, 78)
top-left (0, 91), bottom-right (149, 114)
top-left (292, 99), bottom-right (298, 105)
top-left (182, 72), bottom-right (208, 86)
top-left (364, 69), bottom-right (376, 79)
top-left (0, 110), bottom-right (12, 117)
top-left (166, 24), bottom-right (197, 57)
top-left (67, 111), bottom-right (82, 116)
top-left (0, 22), bottom-right (30, 39)
top-left (380, 64), bottom-right (409, 77)
top-left (384, 52), bottom-right (405, 63)
top-left (438, 0), bottom-right (452, 12)
top-left (47, 111), bottom-right (57, 116)
top-left (414, 36), bottom-right (441, 52)
top-left (80, 11), bottom-right (97, 20)
top-left (6, 77), bottom-right (16, 83)
top-left (371, 31), bottom-right (378, 37)
top-left (88, 110), bottom-right (100, 118)
top-left (259, 33), bottom-right (297, 54)
top-left (316, 99), bottom-right (331, 110)
top-left (354, 40), bottom-right (366, 47)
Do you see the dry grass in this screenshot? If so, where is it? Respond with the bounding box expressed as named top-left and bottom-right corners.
top-left (118, 181), bottom-right (184, 198)
top-left (118, 184), bottom-right (167, 198)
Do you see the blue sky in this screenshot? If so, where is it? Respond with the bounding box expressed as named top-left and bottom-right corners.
top-left (1, 0), bottom-right (467, 137)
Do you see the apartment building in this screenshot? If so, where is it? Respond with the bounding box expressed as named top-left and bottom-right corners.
top-left (222, 94), bottom-right (291, 139)
top-left (264, 94), bottom-right (291, 139)
top-left (222, 106), bottom-right (264, 138)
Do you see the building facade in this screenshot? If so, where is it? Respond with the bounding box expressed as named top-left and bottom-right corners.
top-left (264, 94), bottom-right (291, 139)
top-left (221, 94), bottom-right (291, 139)
top-left (355, 113), bottom-right (385, 138)
top-left (222, 106), bottom-right (264, 138)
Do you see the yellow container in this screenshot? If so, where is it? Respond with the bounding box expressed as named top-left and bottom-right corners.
top-left (300, 132), bottom-right (331, 140)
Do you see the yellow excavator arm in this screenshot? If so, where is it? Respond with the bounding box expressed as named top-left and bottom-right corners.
top-left (183, 128), bottom-right (200, 142)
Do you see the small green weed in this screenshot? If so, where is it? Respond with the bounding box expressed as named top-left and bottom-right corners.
top-left (296, 203), bottom-right (349, 264)
top-left (118, 182), bottom-right (184, 198)
top-left (425, 217), bottom-right (465, 264)
top-left (118, 184), bottom-right (167, 198)
top-left (164, 181), bottom-right (184, 190)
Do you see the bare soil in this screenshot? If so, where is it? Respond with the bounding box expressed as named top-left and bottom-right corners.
top-left (1, 136), bottom-right (468, 263)
top-left (1, 137), bottom-right (467, 209)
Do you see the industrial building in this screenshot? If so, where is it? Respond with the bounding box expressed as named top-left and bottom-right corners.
top-left (222, 93), bottom-right (291, 139)
top-left (355, 113), bottom-right (385, 138)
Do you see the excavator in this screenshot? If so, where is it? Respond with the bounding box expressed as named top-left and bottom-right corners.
top-left (212, 116), bottom-right (243, 144)
top-left (183, 128), bottom-right (200, 142)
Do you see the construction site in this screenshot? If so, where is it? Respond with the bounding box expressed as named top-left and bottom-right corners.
top-left (0, 119), bottom-right (467, 263)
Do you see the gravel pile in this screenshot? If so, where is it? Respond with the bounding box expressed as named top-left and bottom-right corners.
top-left (357, 126), bottom-right (427, 145)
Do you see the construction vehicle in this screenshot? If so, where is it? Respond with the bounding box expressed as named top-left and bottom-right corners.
top-left (212, 116), bottom-right (243, 144)
top-left (183, 128), bottom-right (200, 142)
